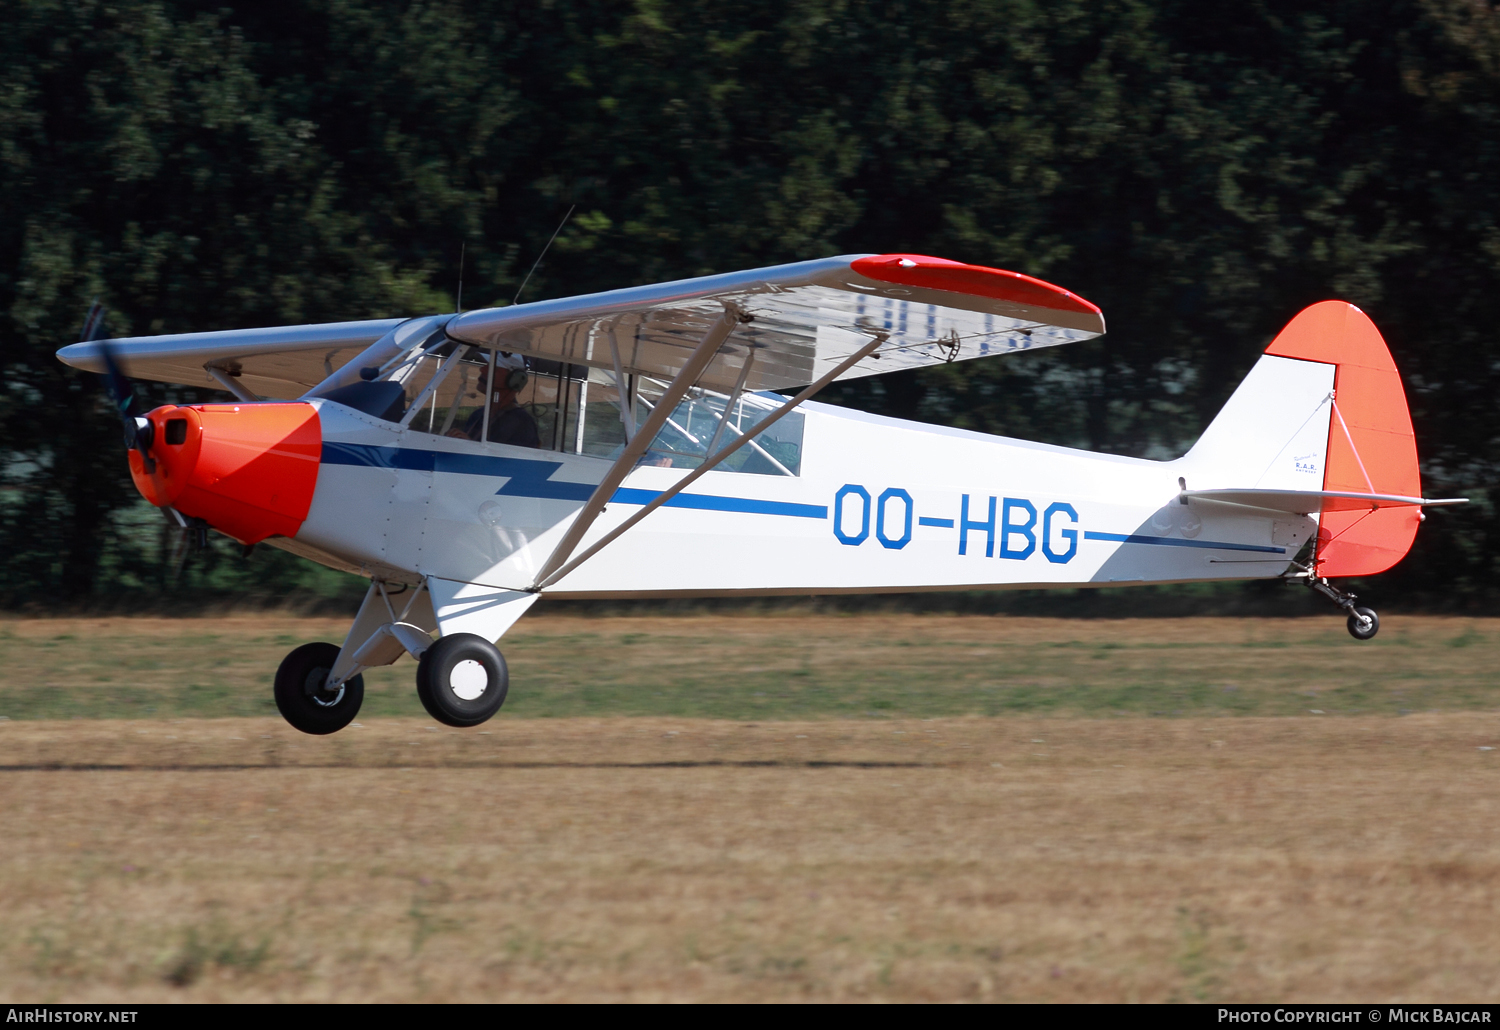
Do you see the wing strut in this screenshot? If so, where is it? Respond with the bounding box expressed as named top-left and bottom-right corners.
top-left (206, 366), bottom-right (260, 403)
top-left (529, 303), bottom-right (751, 588)
top-left (607, 327), bottom-right (637, 442)
top-left (705, 345), bottom-right (756, 456)
top-left (533, 329), bottom-right (888, 592)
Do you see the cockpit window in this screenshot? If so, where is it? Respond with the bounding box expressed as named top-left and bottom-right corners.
top-left (346, 340), bottom-right (805, 475)
top-left (401, 354), bottom-right (486, 436)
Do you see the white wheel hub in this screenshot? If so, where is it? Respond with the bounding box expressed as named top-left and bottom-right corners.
top-left (449, 659), bottom-right (488, 700)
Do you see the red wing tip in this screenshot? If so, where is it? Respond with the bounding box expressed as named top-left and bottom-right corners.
top-left (851, 254), bottom-right (1102, 317)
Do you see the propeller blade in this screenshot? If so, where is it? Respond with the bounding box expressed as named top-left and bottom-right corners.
top-left (83, 303), bottom-right (156, 471)
top-left (99, 341), bottom-right (140, 434)
top-left (167, 523), bottom-right (191, 580)
top-left (162, 507), bottom-right (208, 581)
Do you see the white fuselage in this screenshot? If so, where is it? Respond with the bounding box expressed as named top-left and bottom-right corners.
top-left (291, 352), bottom-right (1331, 598)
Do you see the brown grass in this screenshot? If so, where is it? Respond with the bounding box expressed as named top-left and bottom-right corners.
top-left (4, 712), bottom-right (1500, 1001)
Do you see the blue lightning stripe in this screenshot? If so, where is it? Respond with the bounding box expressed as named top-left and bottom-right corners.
top-left (918, 516), bottom-right (955, 528)
top-left (320, 443), bottom-right (827, 518)
top-left (1083, 531), bottom-right (1285, 555)
top-left (489, 457), bottom-right (594, 500)
top-left (321, 442), bottom-right (588, 494)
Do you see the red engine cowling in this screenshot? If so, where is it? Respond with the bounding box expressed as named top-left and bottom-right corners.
top-left (128, 402), bottom-right (322, 545)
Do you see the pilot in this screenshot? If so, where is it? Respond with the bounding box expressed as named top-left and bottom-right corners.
top-left (453, 353), bottom-right (540, 447)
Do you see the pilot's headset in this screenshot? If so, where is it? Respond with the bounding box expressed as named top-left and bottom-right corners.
top-left (491, 353), bottom-right (529, 398)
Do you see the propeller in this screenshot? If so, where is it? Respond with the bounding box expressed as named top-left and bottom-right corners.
top-left (82, 301), bottom-right (157, 473)
top-left (82, 301), bottom-right (205, 577)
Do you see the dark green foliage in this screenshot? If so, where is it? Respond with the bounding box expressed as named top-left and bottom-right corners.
top-left (2, 0), bottom-right (1496, 608)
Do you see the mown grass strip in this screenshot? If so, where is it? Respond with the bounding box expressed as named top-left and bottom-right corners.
top-left (1, 613), bottom-right (1495, 721)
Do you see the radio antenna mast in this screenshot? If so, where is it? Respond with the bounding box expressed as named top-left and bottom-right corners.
top-left (512, 204), bottom-right (575, 306)
top-left (455, 241), bottom-right (466, 314)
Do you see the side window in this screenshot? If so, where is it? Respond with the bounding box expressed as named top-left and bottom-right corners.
top-left (403, 354), bottom-right (486, 437)
top-left (322, 342), bottom-right (477, 428)
top-left (616, 376), bottom-right (804, 476)
top-left (414, 354), bottom-right (579, 450)
top-left (379, 347), bottom-right (569, 449)
top-left (513, 360), bottom-right (582, 452)
top-left (576, 366), bottom-right (630, 459)
top-left (337, 342), bottom-right (804, 475)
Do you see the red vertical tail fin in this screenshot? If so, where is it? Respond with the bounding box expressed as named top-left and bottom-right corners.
top-left (1264, 302), bottom-right (1421, 576)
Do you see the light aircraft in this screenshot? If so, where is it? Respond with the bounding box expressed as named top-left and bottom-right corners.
top-left (57, 253), bottom-right (1466, 734)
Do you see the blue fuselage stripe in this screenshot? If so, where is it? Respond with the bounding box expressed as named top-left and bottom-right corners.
top-left (611, 487), bottom-right (827, 518)
top-left (1082, 531), bottom-right (1286, 554)
top-left (320, 443), bottom-right (828, 519)
top-left (321, 445), bottom-right (1286, 543)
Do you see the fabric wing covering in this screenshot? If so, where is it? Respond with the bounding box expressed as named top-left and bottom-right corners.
top-left (55, 254), bottom-right (1104, 397)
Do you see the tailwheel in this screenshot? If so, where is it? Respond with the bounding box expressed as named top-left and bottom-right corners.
top-left (274, 641), bottom-right (364, 735)
top-left (416, 633), bottom-right (509, 727)
top-left (1346, 606), bottom-right (1380, 641)
top-left (1309, 578), bottom-right (1381, 642)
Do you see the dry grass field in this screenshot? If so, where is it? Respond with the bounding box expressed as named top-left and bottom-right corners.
top-left (3, 611), bottom-right (1498, 720)
top-left (1, 614), bottom-right (1499, 1001)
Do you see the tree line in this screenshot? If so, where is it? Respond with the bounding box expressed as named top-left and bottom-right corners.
top-left (2, 0), bottom-right (1497, 608)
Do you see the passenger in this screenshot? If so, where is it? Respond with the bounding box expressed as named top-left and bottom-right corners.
top-left (452, 353), bottom-right (540, 447)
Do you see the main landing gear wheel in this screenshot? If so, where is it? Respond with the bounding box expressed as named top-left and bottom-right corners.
top-left (416, 633), bottom-right (509, 727)
top-left (274, 641), bottom-right (365, 735)
top-left (1347, 606), bottom-right (1380, 641)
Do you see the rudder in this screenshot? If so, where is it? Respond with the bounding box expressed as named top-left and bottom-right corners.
top-left (1264, 301), bottom-right (1421, 577)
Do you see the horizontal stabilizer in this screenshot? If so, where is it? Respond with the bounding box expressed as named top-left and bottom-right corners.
top-left (1183, 488), bottom-right (1468, 515)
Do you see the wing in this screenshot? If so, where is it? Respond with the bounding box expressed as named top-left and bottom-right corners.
top-left (55, 318), bottom-right (407, 400)
top-left (55, 254), bottom-right (1103, 397)
top-left (444, 253), bottom-right (1104, 393)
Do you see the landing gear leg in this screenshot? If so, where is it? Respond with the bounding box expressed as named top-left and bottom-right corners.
top-left (1308, 578), bottom-right (1380, 641)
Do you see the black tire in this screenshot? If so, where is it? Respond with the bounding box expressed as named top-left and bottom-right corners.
top-left (1347, 606), bottom-right (1380, 641)
top-left (273, 642), bottom-right (364, 735)
top-left (416, 633), bottom-right (508, 727)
